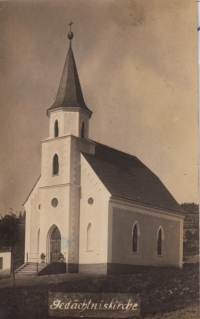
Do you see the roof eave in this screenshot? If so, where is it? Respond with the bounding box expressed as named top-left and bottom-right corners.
top-left (22, 175), bottom-right (41, 206)
top-left (110, 195), bottom-right (185, 217)
top-left (46, 106), bottom-right (93, 118)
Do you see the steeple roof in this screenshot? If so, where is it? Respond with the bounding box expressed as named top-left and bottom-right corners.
top-left (47, 46), bottom-right (92, 116)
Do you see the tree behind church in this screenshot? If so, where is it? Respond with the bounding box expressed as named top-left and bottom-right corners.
top-left (181, 202), bottom-right (199, 215)
top-left (0, 211), bottom-right (21, 284)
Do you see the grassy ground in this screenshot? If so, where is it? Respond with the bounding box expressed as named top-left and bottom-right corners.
top-left (0, 263), bottom-right (199, 319)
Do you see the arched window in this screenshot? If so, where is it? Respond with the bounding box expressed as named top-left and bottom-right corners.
top-left (157, 228), bottom-right (162, 255)
top-left (37, 228), bottom-right (40, 253)
top-left (81, 121), bottom-right (85, 138)
top-left (54, 120), bottom-right (59, 137)
top-left (87, 223), bottom-right (92, 251)
top-left (53, 154), bottom-right (59, 175)
top-left (132, 224), bottom-right (138, 252)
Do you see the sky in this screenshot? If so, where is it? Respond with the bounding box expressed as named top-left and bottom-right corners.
top-left (0, 0), bottom-right (198, 216)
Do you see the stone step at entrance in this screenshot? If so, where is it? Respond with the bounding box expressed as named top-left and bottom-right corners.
top-left (15, 262), bottom-right (48, 276)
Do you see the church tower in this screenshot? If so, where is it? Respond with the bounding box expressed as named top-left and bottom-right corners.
top-left (24, 24), bottom-right (96, 272)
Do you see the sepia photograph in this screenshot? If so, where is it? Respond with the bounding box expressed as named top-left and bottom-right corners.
top-left (0, 0), bottom-right (199, 318)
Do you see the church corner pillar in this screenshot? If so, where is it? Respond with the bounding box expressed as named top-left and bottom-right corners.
top-left (107, 201), bottom-right (113, 264)
top-left (67, 137), bottom-right (81, 273)
top-left (67, 185), bottom-right (80, 273)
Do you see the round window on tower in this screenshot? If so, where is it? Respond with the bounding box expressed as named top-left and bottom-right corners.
top-left (88, 197), bottom-right (94, 205)
top-left (51, 198), bottom-right (58, 208)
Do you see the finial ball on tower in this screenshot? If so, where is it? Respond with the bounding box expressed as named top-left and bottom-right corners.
top-left (68, 31), bottom-right (74, 40)
top-left (68, 21), bottom-right (74, 40)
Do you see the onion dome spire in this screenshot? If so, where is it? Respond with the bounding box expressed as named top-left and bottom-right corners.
top-left (47, 21), bottom-right (92, 117)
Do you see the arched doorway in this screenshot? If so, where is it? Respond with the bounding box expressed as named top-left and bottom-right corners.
top-left (48, 226), bottom-right (61, 262)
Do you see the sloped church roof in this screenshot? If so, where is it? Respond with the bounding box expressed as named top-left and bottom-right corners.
top-left (83, 143), bottom-right (184, 214)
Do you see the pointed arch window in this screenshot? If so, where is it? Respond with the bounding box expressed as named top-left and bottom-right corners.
top-left (132, 224), bottom-right (138, 252)
top-left (54, 120), bottom-right (59, 138)
top-left (53, 154), bottom-right (59, 175)
top-left (37, 228), bottom-right (40, 253)
top-left (81, 121), bottom-right (85, 138)
top-left (157, 228), bottom-right (162, 256)
top-left (87, 223), bottom-right (93, 251)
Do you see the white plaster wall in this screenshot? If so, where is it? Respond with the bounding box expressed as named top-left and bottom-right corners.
top-left (29, 189), bottom-right (41, 262)
top-left (24, 177), bottom-right (42, 263)
top-left (108, 199), bottom-right (184, 268)
top-left (64, 112), bottom-right (78, 136)
top-left (49, 110), bottom-right (89, 139)
top-left (79, 155), bottom-right (111, 264)
top-left (25, 184), bottom-right (70, 263)
top-left (41, 137), bottom-right (71, 187)
top-left (39, 185), bottom-right (70, 262)
top-left (24, 198), bottom-right (31, 262)
top-left (0, 252), bottom-right (11, 275)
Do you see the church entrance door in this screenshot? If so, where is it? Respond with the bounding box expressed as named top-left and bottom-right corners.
top-left (50, 226), bottom-right (61, 262)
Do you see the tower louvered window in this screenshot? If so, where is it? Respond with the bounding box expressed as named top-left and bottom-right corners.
top-left (54, 120), bottom-right (59, 137)
top-left (37, 229), bottom-right (40, 253)
top-left (81, 121), bottom-right (85, 138)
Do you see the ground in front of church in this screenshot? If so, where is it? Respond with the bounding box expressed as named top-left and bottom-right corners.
top-left (0, 263), bottom-right (198, 319)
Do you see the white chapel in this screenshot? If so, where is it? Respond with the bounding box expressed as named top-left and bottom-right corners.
top-left (22, 28), bottom-right (185, 275)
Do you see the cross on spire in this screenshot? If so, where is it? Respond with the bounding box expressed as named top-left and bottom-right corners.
top-left (69, 21), bottom-right (73, 32)
top-left (68, 21), bottom-right (74, 43)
